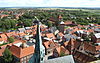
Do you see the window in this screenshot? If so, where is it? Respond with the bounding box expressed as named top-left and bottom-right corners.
top-left (27, 56), bottom-right (29, 59)
top-left (0, 36), bottom-right (1, 38)
top-left (21, 58), bottom-right (23, 61)
top-left (48, 51), bottom-right (50, 54)
top-left (23, 60), bottom-right (26, 63)
top-left (48, 45), bottom-right (50, 47)
top-left (27, 59), bottom-right (29, 62)
top-left (24, 57), bottom-right (26, 60)
top-left (41, 57), bottom-right (43, 61)
top-left (21, 61), bottom-right (24, 63)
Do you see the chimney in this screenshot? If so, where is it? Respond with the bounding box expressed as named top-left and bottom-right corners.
top-left (21, 43), bottom-right (27, 49)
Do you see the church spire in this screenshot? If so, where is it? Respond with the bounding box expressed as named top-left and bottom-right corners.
top-left (34, 17), bottom-right (45, 63)
top-left (29, 16), bottom-right (45, 63)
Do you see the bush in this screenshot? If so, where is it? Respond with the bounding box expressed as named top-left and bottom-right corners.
top-left (8, 37), bottom-right (14, 43)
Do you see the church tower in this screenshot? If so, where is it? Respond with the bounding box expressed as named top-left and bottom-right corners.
top-left (29, 17), bottom-right (45, 63)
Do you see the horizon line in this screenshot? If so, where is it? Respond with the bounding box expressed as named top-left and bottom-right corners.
top-left (0, 6), bottom-right (100, 8)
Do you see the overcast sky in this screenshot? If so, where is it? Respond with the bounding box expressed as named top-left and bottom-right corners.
top-left (0, 0), bottom-right (100, 7)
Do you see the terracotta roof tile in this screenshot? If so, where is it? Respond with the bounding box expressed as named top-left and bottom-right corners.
top-left (58, 32), bottom-right (64, 37)
top-left (5, 32), bottom-right (16, 37)
top-left (43, 41), bottom-right (56, 49)
top-left (95, 46), bottom-right (100, 50)
top-left (18, 32), bottom-right (26, 37)
top-left (10, 45), bottom-right (34, 58)
top-left (25, 30), bottom-right (32, 33)
top-left (56, 46), bottom-right (69, 55)
top-left (84, 42), bottom-right (96, 54)
top-left (0, 34), bottom-right (7, 42)
top-left (0, 48), bottom-right (5, 56)
top-left (46, 33), bottom-right (56, 39)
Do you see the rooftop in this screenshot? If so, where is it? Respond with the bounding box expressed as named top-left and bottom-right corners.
top-left (44, 55), bottom-right (75, 63)
top-left (10, 42), bottom-right (34, 58)
top-left (94, 33), bottom-right (100, 38)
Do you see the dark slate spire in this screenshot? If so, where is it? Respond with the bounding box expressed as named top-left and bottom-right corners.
top-left (29, 16), bottom-right (45, 63)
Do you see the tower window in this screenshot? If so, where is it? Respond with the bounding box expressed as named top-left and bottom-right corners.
top-left (41, 57), bottom-right (43, 61)
top-left (48, 45), bottom-right (50, 47)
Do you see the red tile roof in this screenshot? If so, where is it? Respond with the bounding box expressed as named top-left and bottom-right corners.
top-left (55, 46), bottom-right (70, 55)
top-left (84, 42), bottom-right (96, 54)
top-left (46, 33), bottom-right (56, 39)
top-left (18, 32), bottom-right (26, 37)
top-left (0, 34), bottom-right (8, 42)
top-left (73, 50), bottom-right (96, 63)
top-left (5, 32), bottom-right (16, 37)
top-left (0, 48), bottom-right (5, 56)
top-left (25, 30), bottom-right (32, 33)
top-left (58, 15), bottom-right (62, 19)
top-left (10, 45), bottom-right (34, 58)
top-left (43, 41), bottom-right (56, 49)
top-left (58, 32), bottom-right (64, 37)
top-left (95, 46), bottom-right (100, 50)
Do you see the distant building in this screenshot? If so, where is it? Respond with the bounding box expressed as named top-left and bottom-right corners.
top-left (0, 14), bottom-right (9, 19)
top-left (59, 21), bottom-right (77, 33)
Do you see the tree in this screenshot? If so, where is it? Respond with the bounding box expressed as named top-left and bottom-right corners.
top-left (47, 21), bottom-right (52, 27)
top-left (0, 19), bottom-right (18, 30)
top-left (8, 37), bottom-right (14, 43)
top-left (60, 51), bottom-right (68, 57)
top-left (22, 19), bottom-right (32, 27)
top-left (2, 48), bottom-right (13, 63)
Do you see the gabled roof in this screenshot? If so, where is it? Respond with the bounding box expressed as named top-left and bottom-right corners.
top-left (84, 42), bottom-right (96, 54)
top-left (63, 41), bottom-right (69, 47)
top-left (55, 46), bottom-right (70, 55)
top-left (0, 34), bottom-right (8, 42)
top-left (58, 32), bottom-right (64, 37)
top-left (64, 34), bottom-right (77, 41)
top-left (10, 45), bottom-right (34, 58)
top-left (58, 15), bottom-right (62, 19)
top-left (5, 31), bottom-right (16, 37)
top-left (25, 29), bottom-right (32, 33)
top-left (73, 50), bottom-right (96, 63)
top-left (43, 41), bottom-right (55, 49)
top-left (60, 21), bottom-right (64, 24)
top-left (18, 32), bottom-right (26, 37)
top-left (46, 33), bottom-right (56, 39)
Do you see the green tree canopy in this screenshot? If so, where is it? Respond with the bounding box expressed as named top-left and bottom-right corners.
top-left (3, 48), bottom-right (13, 63)
top-left (8, 37), bottom-right (14, 43)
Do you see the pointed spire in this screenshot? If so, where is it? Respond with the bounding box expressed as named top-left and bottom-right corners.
top-left (29, 17), bottom-right (45, 63)
top-left (29, 16), bottom-right (45, 63)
